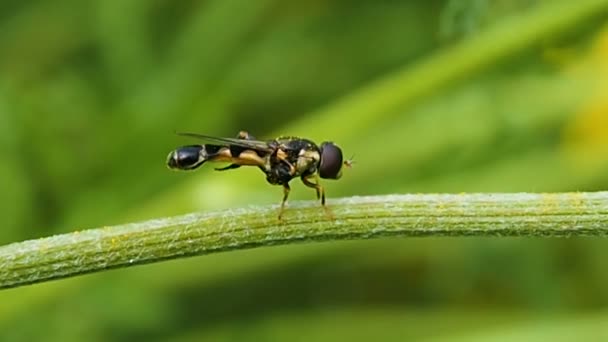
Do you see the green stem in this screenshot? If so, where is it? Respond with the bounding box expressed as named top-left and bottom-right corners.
top-left (2, 192), bottom-right (608, 290)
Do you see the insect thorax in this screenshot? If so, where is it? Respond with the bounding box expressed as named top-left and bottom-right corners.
top-left (296, 148), bottom-right (320, 176)
top-left (263, 138), bottom-right (320, 185)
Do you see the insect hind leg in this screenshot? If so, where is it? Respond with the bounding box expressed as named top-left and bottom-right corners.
top-left (214, 164), bottom-right (241, 171)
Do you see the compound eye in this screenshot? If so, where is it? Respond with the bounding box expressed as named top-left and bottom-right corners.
top-left (319, 142), bottom-right (343, 179)
top-left (167, 145), bottom-right (204, 170)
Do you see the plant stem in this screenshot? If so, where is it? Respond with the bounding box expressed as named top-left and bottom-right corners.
top-left (2, 192), bottom-right (608, 290)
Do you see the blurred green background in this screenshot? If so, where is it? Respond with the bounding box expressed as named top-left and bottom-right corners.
top-left (1, 0), bottom-right (608, 340)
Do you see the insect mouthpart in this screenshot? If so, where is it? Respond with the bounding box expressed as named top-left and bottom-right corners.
top-left (343, 154), bottom-right (355, 168)
top-left (167, 145), bottom-right (206, 170)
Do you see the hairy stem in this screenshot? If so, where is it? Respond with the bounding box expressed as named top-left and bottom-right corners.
top-left (2, 192), bottom-right (608, 290)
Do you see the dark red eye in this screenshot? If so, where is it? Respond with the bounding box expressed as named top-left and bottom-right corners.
top-left (319, 142), bottom-right (343, 179)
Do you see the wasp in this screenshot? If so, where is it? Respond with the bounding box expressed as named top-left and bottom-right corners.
top-left (167, 131), bottom-right (351, 219)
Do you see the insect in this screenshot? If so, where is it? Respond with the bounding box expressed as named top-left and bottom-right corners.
top-left (167, 131), bottom-right (351, 219)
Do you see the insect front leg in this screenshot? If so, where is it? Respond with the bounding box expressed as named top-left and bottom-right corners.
top-left (301, 175), bottom-right (334, 219)
top-left (300, 175), bottom-right (325, 204)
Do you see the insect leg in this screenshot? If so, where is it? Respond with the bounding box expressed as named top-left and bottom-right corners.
top-left (301, 175), bottom-right (333, 219)
top-left (236, 131), bottom-right (256, 140)
top-left (301, 176), bottom-right (325, 205)
top-left (214, 164), bottom-right (241, 171)
top-left (276, 150), bottom-right (297, 176)
top-left (278, 183), bottom-right (291, 220)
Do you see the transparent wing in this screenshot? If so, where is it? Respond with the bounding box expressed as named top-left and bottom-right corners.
top-left (176, 132), bottom-right (273, 152)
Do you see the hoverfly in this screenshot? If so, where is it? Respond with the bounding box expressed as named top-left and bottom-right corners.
top-left (167, 131), bottom-right (351, 219)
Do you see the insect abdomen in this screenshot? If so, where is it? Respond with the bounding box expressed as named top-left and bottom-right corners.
top-left (167, 145), bottom-right (212, 170)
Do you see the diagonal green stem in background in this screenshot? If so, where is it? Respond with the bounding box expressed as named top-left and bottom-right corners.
top-left (290, 0), bottom-right (608, 139)
top-left (2, 192), bottom-right (608, 290)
